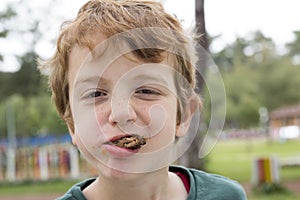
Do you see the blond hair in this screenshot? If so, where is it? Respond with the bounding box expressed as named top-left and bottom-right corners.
top-left (39, 0), bottom-right (200, 132)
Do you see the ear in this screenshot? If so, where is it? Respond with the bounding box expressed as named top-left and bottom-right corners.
top-left (67, 125), bottom-right (77, 146)
top-left (176, 96), bottom-right (199, 137)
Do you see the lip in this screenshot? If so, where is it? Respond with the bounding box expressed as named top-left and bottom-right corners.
top-left (102, 143), bottom-right (139, 158)
top-left (105, 134), bottom-right (130, 143)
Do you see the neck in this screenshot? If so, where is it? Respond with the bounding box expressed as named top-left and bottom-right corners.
top-left (83, 168), bottom-right (187, 200)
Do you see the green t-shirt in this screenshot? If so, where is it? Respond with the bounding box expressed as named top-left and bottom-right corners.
top-left (57, 165), bottom-right (247, 200)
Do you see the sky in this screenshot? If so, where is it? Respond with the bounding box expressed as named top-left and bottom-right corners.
top-left (58, 0), bottom-right (300, 48)
top-left (0, 0), bottom-right (300, 72)
top-left (164, 0), bottom-right (300, 52)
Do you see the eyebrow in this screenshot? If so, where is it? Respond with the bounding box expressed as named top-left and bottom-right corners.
top-left (132, 74), bottom-right (172, 86)
top-left (74, 73), bottom-right (173, 89)
top-left (74, 76), bottom-right (110, 88)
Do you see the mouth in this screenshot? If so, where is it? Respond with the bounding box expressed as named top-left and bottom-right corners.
top-left (104, 134), bottom-right (147, 150)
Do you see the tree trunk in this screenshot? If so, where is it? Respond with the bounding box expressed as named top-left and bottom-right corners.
top-left (178, 0), bottom-right (209, 170)
top-left (195, 0), bottom-right (209, 92)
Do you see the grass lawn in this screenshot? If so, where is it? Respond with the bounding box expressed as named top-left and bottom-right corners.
top-left (248, 192), bottom-right (298, 200)
top-left (0, 179), bottom-right (78, 196)
top-left (206, 138), bottom-right (300, 199)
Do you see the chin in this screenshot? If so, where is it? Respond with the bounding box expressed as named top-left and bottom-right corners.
top-left (99, 163), bottom-right (144, 181)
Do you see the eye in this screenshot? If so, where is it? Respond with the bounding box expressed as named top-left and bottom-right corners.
top-left (134, 87), bottom-right (163, 100)
top-left (81, 89), bottom-right (108, 102)
top-left (88, 90), bottom-right (107, 98)
top-left (135, 88), bottom-right (160, 95)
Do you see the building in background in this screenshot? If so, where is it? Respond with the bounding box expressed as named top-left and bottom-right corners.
top-left (269, 104), bottom-right (300, 140)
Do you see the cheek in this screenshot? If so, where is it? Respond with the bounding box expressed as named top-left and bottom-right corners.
top-left (135, 104), bottom-right (152, 124)
top-left (163, 105), bottom-right (178, 134)
top-left (96, 111), bottom-right (106, 126)
top-left (159, 102), bottom-right (178, 136)
top-left (137, 103), bottom-right (169, 129)
top-left (95, 103), bottom-right (110, 125)
top-left (72, 104), bottom-right (108, 149)
top-left (143, 110), bottom-right (177, 151)
top-left (146, 102), bottom-right (178, 137)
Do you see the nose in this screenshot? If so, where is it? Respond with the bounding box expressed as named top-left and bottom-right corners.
top-left (108, 100), bottom-right (137, 126)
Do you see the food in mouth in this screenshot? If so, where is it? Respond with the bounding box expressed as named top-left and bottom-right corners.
top-left (109, 134), bottom-right (146, 150)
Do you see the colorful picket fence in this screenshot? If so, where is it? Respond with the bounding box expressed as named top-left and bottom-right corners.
top-left (252, 157), bottom-right (280, 185)
top-left (0, 143), bottom-right (96, 182)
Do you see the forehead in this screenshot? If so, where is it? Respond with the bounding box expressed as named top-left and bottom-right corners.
top-left (68, 45), bottom-right (177, 87)
top-left (69, 40), bottom-right (177, 70)
top-left (68, 45), bottom-right (90, 86)
top-left (67, 27), bottom-right (180, 82)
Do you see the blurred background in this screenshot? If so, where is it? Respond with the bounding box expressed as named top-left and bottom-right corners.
top-left (0, 0), bottom-right (299, 199)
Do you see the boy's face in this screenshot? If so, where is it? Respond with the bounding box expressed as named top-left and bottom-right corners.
top-left (67, 43), bottom-right (194, 175)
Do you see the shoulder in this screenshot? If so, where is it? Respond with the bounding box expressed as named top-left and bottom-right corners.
top-left (170, 165), bottom-right (247, 200)
top-left (190, 168), bottom-right (247, 199)
top-left (56, 178), bottom-right (96, 200)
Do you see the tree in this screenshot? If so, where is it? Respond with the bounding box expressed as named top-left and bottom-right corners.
top-left (0, 5), bottom-right (16, 62)
top-left (223, 64), bottom-right (261, 128)
top-left (258, 59), bottom-right (300, 110)
top-left (213, 37), bottom-right (249, 71)
top-left (0, 2), bottom-right (67, 137)
top-left (286, 31), bottom-right (300, 65)
top-left (213, 31), bottom-right (300, 129)
top-left (0, 2), bottom-right (44, 99)
top-left (179, 0), bottom-right (209, 170)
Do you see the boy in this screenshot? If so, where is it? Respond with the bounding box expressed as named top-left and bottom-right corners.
top-left (39, 0), bottom-right (246, 199)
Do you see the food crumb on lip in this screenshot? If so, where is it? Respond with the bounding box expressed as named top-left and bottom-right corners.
top-left (106, 134), bottom-right (147, 150)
